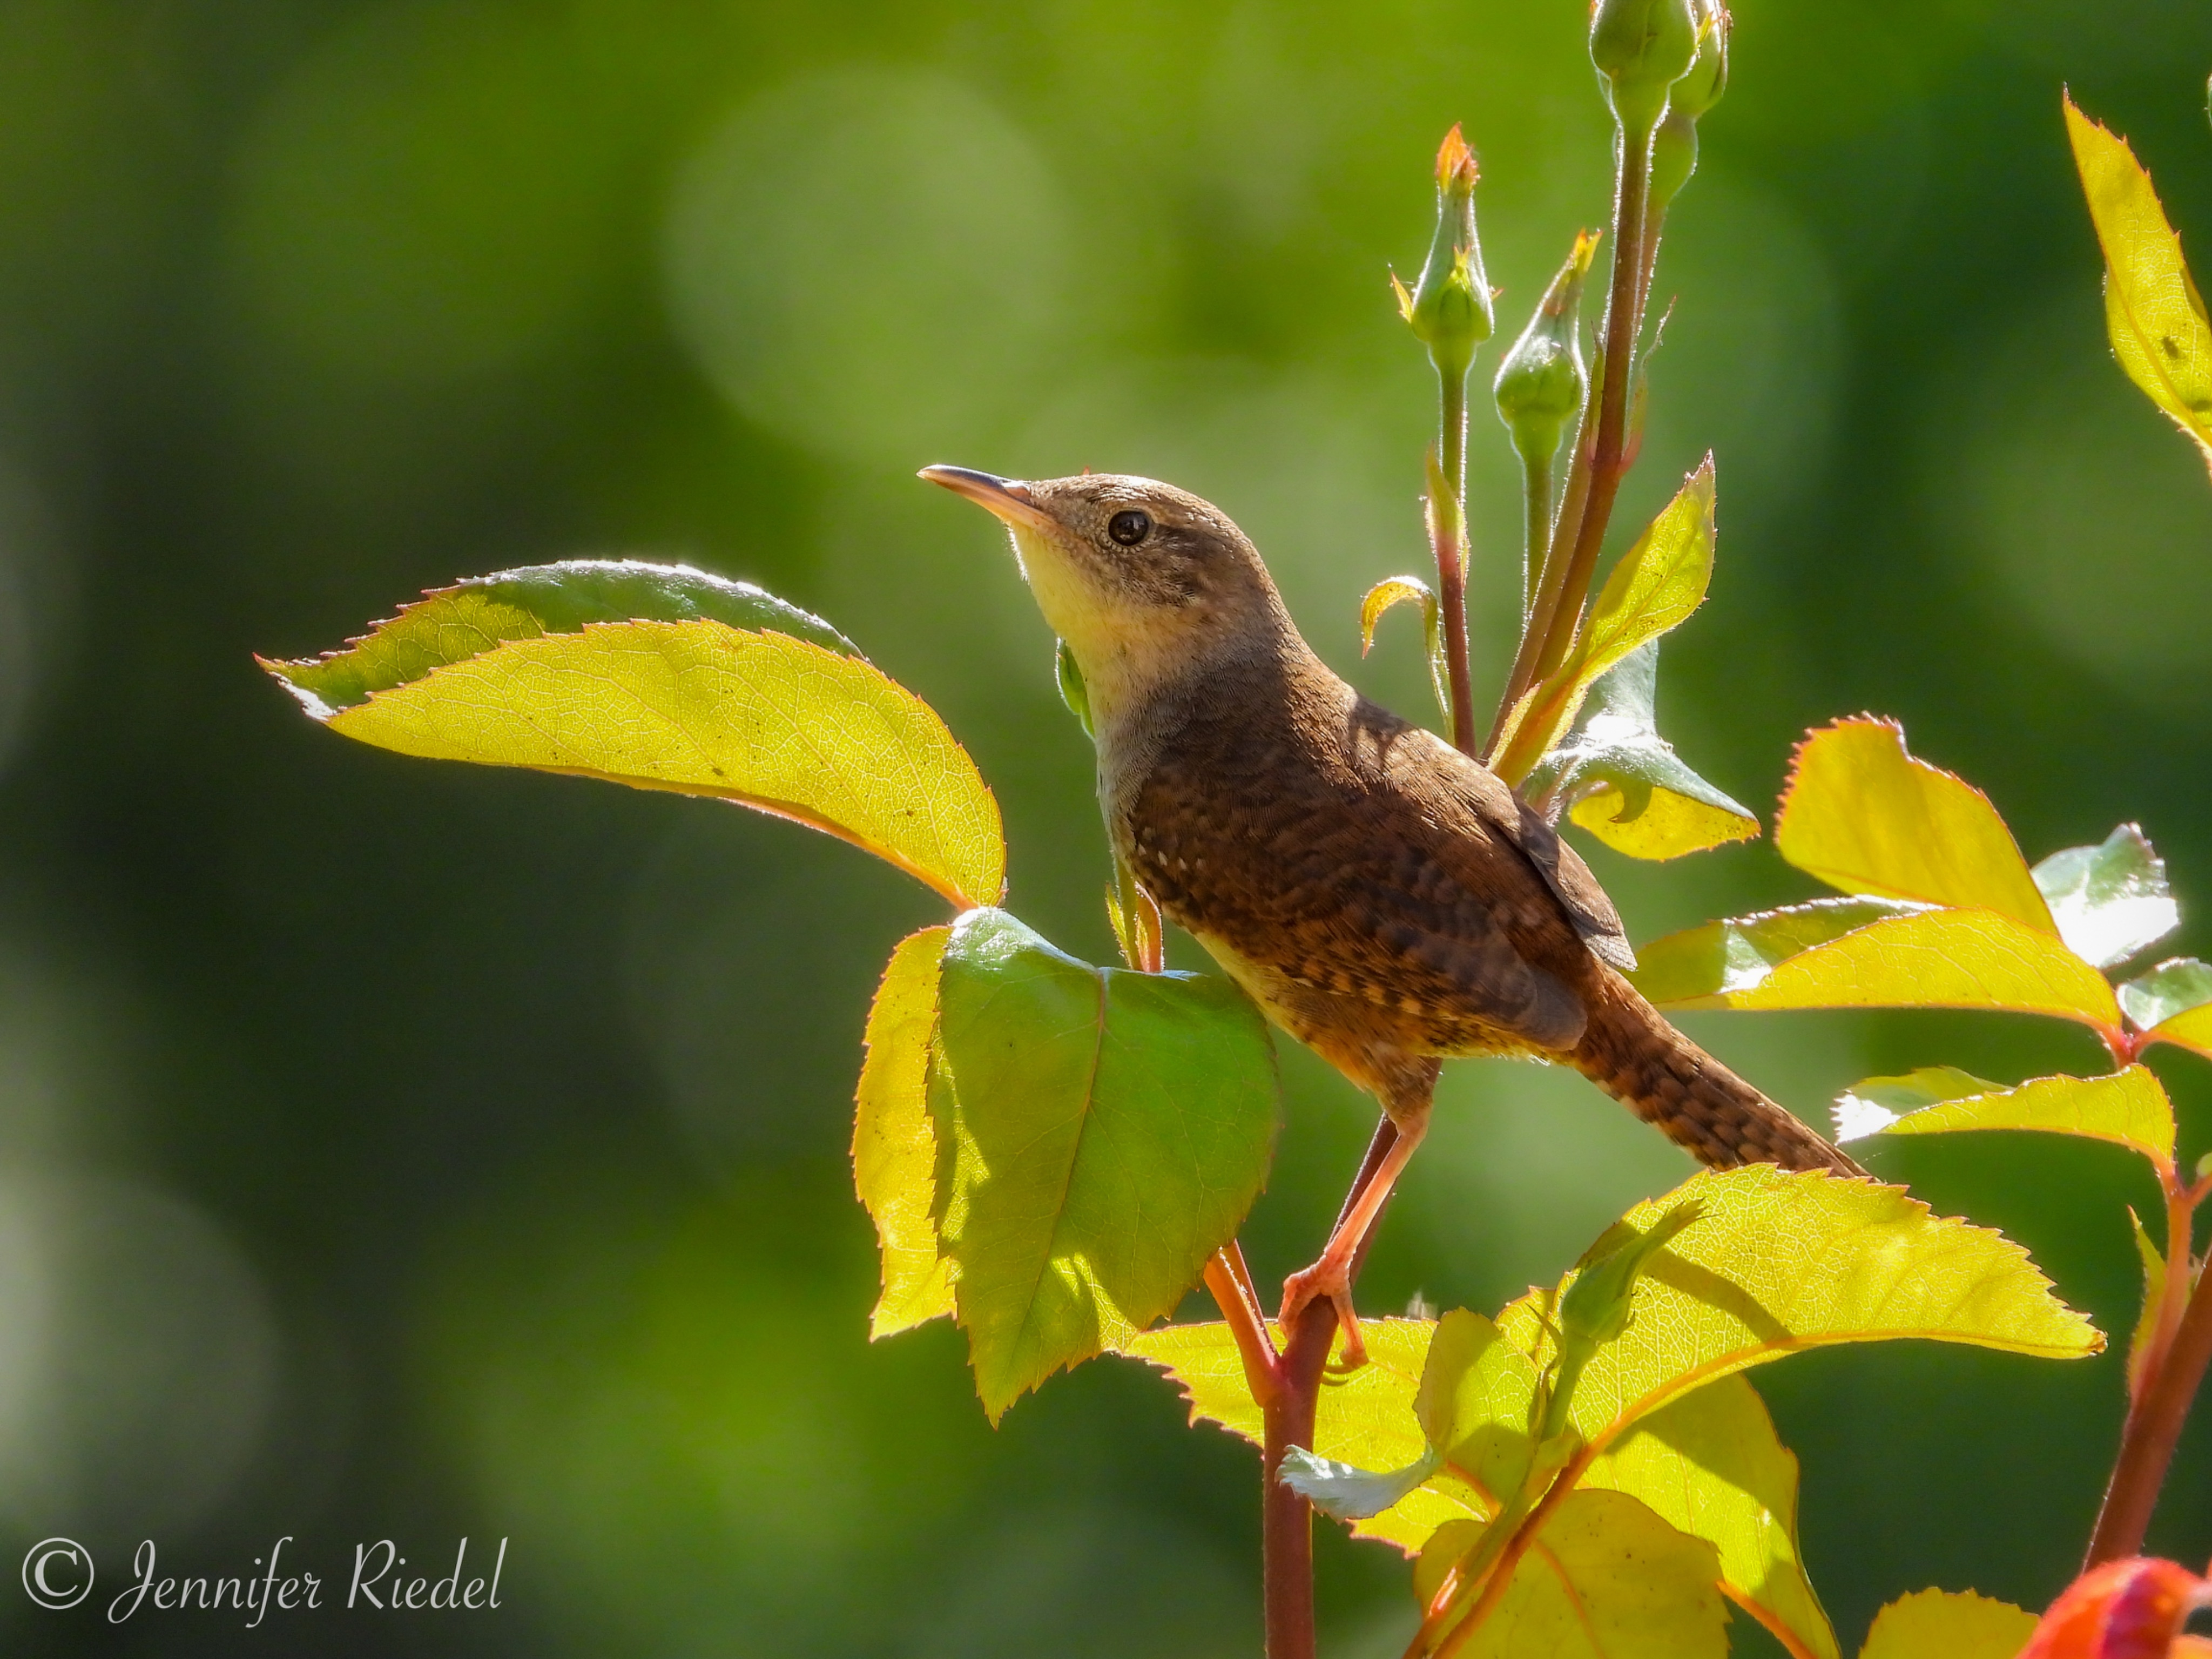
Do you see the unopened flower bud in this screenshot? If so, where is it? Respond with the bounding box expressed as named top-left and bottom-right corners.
top-left (1670, 0), bottom-right (1729, 123)
top-left (1394, 125), bottom-right (1493, 386)
top-left (1589, 0), bottom-right (1698, 132)
top-left (1493, 232), bottom-right (1596, 465)
top-left (1648, 107), bottom-right (1698, 214)
top-left (1647, 8), bottom-right (1723, 215)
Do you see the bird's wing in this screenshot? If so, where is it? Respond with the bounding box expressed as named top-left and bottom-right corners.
top-left (1385, 723), bottom-right (1636, 973)
top-left (1126, 700), bottom-right (1589, 1051)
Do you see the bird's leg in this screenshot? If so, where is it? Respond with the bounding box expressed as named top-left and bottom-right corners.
top-left (1279, 1090), bottom-right (1433, 1369)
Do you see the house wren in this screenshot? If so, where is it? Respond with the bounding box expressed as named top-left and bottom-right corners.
top-left (921, 466), bottom-right (1861, 1357)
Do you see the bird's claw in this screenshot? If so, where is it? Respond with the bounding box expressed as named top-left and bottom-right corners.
top-left (1280, 1261), bottom-right (1368, 1370)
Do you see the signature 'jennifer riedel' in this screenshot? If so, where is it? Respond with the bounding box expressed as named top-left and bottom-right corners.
top-left (92, 1536), bottom-right (507, 1624)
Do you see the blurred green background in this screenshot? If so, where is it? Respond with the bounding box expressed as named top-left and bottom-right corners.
top-left (0, 0), bottom-right (2209, 1652)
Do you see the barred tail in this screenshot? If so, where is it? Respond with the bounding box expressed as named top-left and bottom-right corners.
top-left (1570, 968), bottom-right (1864, 1176)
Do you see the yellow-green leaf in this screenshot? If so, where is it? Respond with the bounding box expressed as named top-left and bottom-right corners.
top-left (1360, 575), bottom-right (1449, 722)
top-left (1493, 457), bottom-right (1717, 786)
top-left (2065, 96), bottom-right (2212, 470)
top-left (1776, 719), bottom-right (2054, 931)
top-left (315, 619), bottom-right (1006, 909)
top-left (1418, 1310), bottom-right (1542, 1502)
top-left (1834, 1066), bottom-right (2175, 1175)
top-left (1494, 1168), bottom-right (2101, 1456)
top-left (1831, 1066), bottom-right (2004, 1139)
top-left (1636, 905), bottom-right (2123, 1030)
top-left (938, 911), bottom-right (1279, 1421)
top-left (1858, 1587), bottom-right (2039, 1659)
top-left (1630, 897), bottom-right (1925, 1005)
top-left (1583, 1376), bottom-right (1838, 1659)
top-left (2126, 1206), bottom-right (2167, 1400)
top-left (852, 926), bottom-right (956, 1338)
top-left (262, 558), bottom-right (859, 715)
top-left (1428, 1488), bottom-right (1727, 1659)
top-left (2121, 957), bottom-right (2212, 1062)
top-left (1122, 1317), bottom-right (1482, 1552)
top-left (1523, 642), bottom-right (1760, 862)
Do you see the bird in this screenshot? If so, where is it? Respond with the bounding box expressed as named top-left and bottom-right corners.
top-left (920, 465), bottom-right (1863, 1361)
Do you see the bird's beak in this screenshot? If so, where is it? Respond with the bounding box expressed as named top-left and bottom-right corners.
top-left (918, 465), bottom-right (1054, 532)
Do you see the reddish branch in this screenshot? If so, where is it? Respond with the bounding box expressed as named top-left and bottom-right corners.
top-left (2086, 1185), bottom-right (2210, 1567)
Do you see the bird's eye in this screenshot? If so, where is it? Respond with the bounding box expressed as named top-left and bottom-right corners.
top-left (1107, 509), bottom-right (1151, 547)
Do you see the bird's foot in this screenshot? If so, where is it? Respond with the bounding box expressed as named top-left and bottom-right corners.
top-left (1280, 1259), bottom-right (1367, 1370)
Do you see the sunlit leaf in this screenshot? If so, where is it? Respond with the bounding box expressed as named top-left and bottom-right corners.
top-left (936, 910), bottom-right (1278, 1420)
top-left (1522, 642), bottom-right (1760, 861)
top-left (1493, 457), bottom-right (1717, 785)
top-left (2065, 97), bottom-right (2212, 471)
top-left (2126, 1206), bottom-right (2167, 1399)
top-left (1361, 574), bottom-right (1450, 719)
top-left (852, 925), bottom-right (956, 1338)
top-left (1635, 905), bottom-right (2123, 1030)
top-left (262, 558), bottom-right (858, 716)
top-left (1630, 896), bottom-right (1927, 1005)
top-left (2120, 957), bottom-right (2212, 1029)
top-left (1423, 1488), bottom-right (1728, 1659)
top-left (1859, 1588), bottom-right (2040, 1659)
top-left (2020, 1555), bottom-right (2211, 1658)
top-left (285, 618), bottom-right (1007, 909)
top-left (1122, 1317), bottom-right (1482, 1552)
top-left (1775, 719), bottom-right (2054, 931)
top-left (2033, 824), bottom-right (2180, 970)
top-left (1582, 1376), bottom-right (1837, 1659)
top-left (1833, 1066), bottom-right (2175, 1175)
top-left (1494, 1168), bottom-right (2101, 1454)
top-left (1831, 1067), bottom-right (2003, 1142)
top-left (1418, 1309), bottom-right (1541, 1501)
top-left (2121, 957), bottom-right (2212, 1062)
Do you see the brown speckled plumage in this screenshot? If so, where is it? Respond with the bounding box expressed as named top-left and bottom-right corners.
top-left (1117, 643), bottom-right (1857, 1176)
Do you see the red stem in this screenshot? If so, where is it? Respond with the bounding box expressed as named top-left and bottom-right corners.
top-left (1263, 1121), bottom-right (1401, 1659)
top-left (1205, 1246), bottom-right (1282, 1410)
top-left (1483, 119), bottom-right (1656, 754)
top-left (2086, 1195), bottom-right (2210, 1567)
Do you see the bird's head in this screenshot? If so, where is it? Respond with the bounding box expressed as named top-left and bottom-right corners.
top-left (920, 467), bottom-right (1289, 721)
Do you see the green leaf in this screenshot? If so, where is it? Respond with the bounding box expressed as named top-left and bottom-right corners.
top-left (1494, 457), bottom-right (1718, 785)
top-left (1123, 1317), bottom-right (1482, 1553)
top-left (1494, 1168), bottom-right (2102, 1456)
top-left (1775, 719), bottom-right (2055, 932)
top-left (262, 558), bottom-right (858, 716)
top-left (2119, 956), bottom-right (2212, 1029)
top-left (1630, 896), bottom-right (1927, 1004)
top-left (1831, 1067), bottom-right (2005, 1140)
top-left (1418, 1309), bottom-right (1542, 1503)
top-left (2120, 957), bottom-right (2212, 1062)
top-left (852, 926), bottom-right (956, 1338)
top-left (2126, 1206), bottom-right (2167, 1399)
top-left (1857, 1587), bottom-right (2040, 1659)
top-left (1054, 639), bottom-right (1094, 737)
top-left (1412, 1310), bottom-right (1836, 1659)
top-left (284, 618), bottom-right (1007, 910)
top-left (1425, 1488), bottom-right (1728, 1659)
top-left (937, 910), bottom-right (1279, 1420)
top-left (1833, 1065), bottom-right (2175, 1175)
top-left (1522, 642), bottom-right (1760, 861)
top-left (1360, 574), bottom-right (1450, 720)
top-left (1634, 903), bottom-right (2123, 1030)
top-left (1584, 1377), bottom-right (1837, 1659)
top-left (2065, 97), bottom-right (2212, 471)
top-left (2032, 824), bottom-right (2180, 970)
